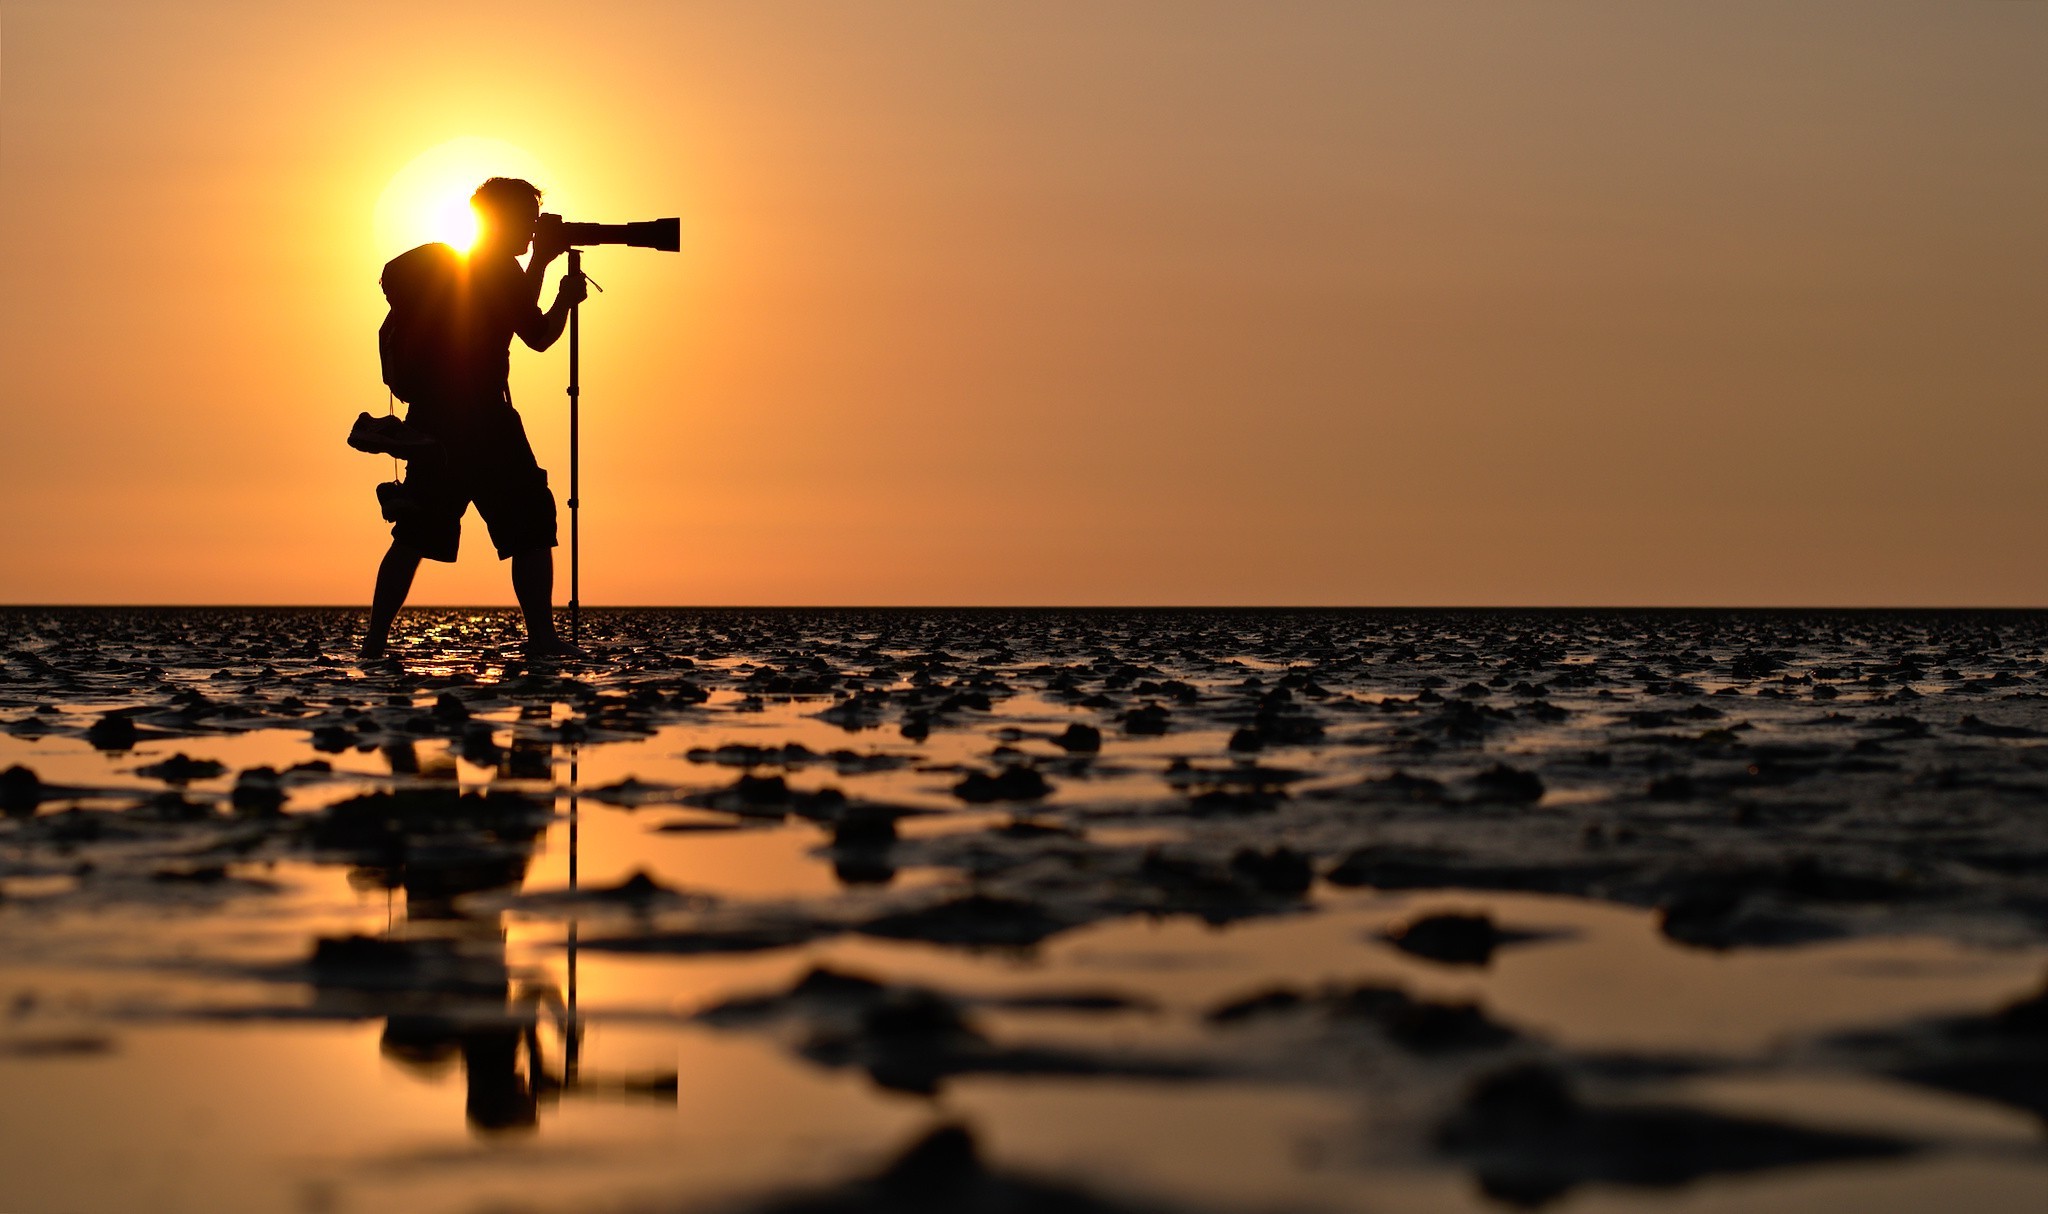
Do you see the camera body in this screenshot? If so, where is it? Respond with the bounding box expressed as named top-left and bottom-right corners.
top-left (536, 213), bottom-right (680, 252)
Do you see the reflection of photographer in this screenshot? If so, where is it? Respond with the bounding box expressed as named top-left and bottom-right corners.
top-left (358, 178), bottom-right (586, 660)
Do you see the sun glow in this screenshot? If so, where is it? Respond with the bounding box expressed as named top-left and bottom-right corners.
top-left (372, 136), bottom-right (556, 258)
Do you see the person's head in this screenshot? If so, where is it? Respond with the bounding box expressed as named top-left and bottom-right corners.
top-left (471, 177), bottom-right (543, 256)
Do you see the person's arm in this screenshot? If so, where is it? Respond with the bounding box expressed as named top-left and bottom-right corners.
top-left (515, 273), bottom-right (585, 351)
top-left (514, 220), bottom-right (588, 351)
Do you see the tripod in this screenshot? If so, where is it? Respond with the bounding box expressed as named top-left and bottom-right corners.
top-left (565, 250), bottom-right (587, 647)
top-left (551, 216), bottom-right (676, 649)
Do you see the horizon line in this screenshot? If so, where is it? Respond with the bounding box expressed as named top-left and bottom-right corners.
top-left (5, 603), bottom-right (2048, 613)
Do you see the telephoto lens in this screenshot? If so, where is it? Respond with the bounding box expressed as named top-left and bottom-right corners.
top-left (547, 216), bottom-right (680, 252)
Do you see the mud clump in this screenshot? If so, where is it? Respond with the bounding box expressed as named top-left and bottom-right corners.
top-left (952, 766), bottom-right (1052, 803)
top-left (737, 1122), bottom-right (1182, 1213)
top-left (1, 764), bottom-right (44, 816)
top-left (1383, 911), bottom-right (1531, 967)
top-left (1437, 1062), bottom-right (1914, 1205)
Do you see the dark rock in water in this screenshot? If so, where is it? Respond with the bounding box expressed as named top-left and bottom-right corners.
top-left (857, 986), bottom-right (972, 1041)
top-left (1227, 726), bottom-right (1264, 752)
top-left (952, 766), bottom-right (1051, 803)
top-left (85, 712), bottom-right (138, 751)
top-left (817, 693), bottom-right (888, 729)
top-left (936, 690), bottom-right (993, 714)
top-left (992, 818), bottom-right (1075, 840)
top-left (873, 1124), bottom-right (983, 1195)
top-left (1376, 994), bottom-right (1520, 1053)
top-left (1, 765), bottom-right (43, 816)
top-left (1206, 980), bottom-right (1517, 1053)
top-left (1436, 1062), bottom-right (1914, 1206)
top-left (1120, 702), bottom-right (1171, 735)
top-left (1657, 890), bottom-right (1845, 950)
top-left (593, 869), bottom-right (678, 904)
top-left (1206, 987), bottom-right (1308, 1023)
top-left (1337, 770), bottom-right (1449, 803)
top-left (860, 894), bottom-right (1072, 947)
top-left (432, 692), bottom-right (469, 723)
top-left (311, 725), bottom-right (357, 753)
top-left (1185, 787), bottom-right (1279, 815)
top-left (1995, 978), bottom-right (2048, 1036)
top-left (230, 767), bottom-right (285, 814)
top-left (1241, 705), bottom-right (1326, 747)
top-left (1135, 848), bottom-right (1303, 918)
top-left (697, 965), bottom-right (891, 1025)
top-left (1467, 764), bottom-right (1544, 804)
top-left (700, 965), bottom-right (1195, 1096)
top-left (834, 854), bottom-right (898, 887)
top-left (135, 753), bottom-right (227, 784)
top-left (1052, 722), bottom-right (1101, 753)
top-left (1385, 911), bottom-right (1510, 966)
top-left (585, 776), bottom-right (678, 807)
top-left (1864, 714), bottom-right (1930, 738)
top-left (899, 710), bottom-right (931, 742)
top-left (1829, 973), bottom-right (2048, 1120)
top-left (1955, 713), bottom-right (2038, 738)
top-left (693, 773), bottom-right (787, 811)
top-left (738, 1122), bottom-right (1181, 1214)
top-left (1228, 846), bottom-right (1313, 895)
top-left (1326, 845), bottom-right (1459, 888)
top-left (6, 716), bottom-right (54, 738)
top-left (832, 805), bottom-right (900, 848)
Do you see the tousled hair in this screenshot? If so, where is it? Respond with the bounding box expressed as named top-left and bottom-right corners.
top-left (472, 177), bottom-right (543, 216)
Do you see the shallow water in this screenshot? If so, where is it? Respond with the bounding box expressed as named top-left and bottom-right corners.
top-left (3, 608), bottom-right (2047, 1212)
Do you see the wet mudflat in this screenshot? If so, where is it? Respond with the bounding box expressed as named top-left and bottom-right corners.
top-left (2, 606), bottom-right (2047, 1213)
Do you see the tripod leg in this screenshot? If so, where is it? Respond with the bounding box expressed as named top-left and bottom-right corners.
top-left (567, 250), bottom-right (581, 647)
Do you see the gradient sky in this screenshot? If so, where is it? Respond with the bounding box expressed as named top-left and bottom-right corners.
top-left (2, 1), bottom-right (2044, 605)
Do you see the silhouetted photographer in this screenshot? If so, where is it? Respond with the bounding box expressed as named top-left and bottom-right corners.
top-left (357, 178), bottom-right (585, 659)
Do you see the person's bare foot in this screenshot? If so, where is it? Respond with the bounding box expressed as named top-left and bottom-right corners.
top-left (521, 637), bottom-right (586, 660)
top-left (359, 638), bottom-right (388, 661)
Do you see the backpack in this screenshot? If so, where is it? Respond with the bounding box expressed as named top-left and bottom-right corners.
top-left (377, 242), bottom-right (463, 405)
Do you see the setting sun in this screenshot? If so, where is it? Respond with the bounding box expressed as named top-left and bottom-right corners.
top-left (372, 135), bottom-right (555, 257)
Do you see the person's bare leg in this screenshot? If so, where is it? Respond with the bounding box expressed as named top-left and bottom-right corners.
top-left (510, 547), bottom-right (566, 653)
top-left (364, 542), bottom-right (424, 658)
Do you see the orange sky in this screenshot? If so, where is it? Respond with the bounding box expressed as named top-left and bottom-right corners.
top-left (2, 2), bottom-right (2045, 605)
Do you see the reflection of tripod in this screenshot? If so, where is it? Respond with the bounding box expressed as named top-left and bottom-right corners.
top-left (566, 740), bottom-right (581, 1081)
top-left (545, 743), bottom-right (680, 1103)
